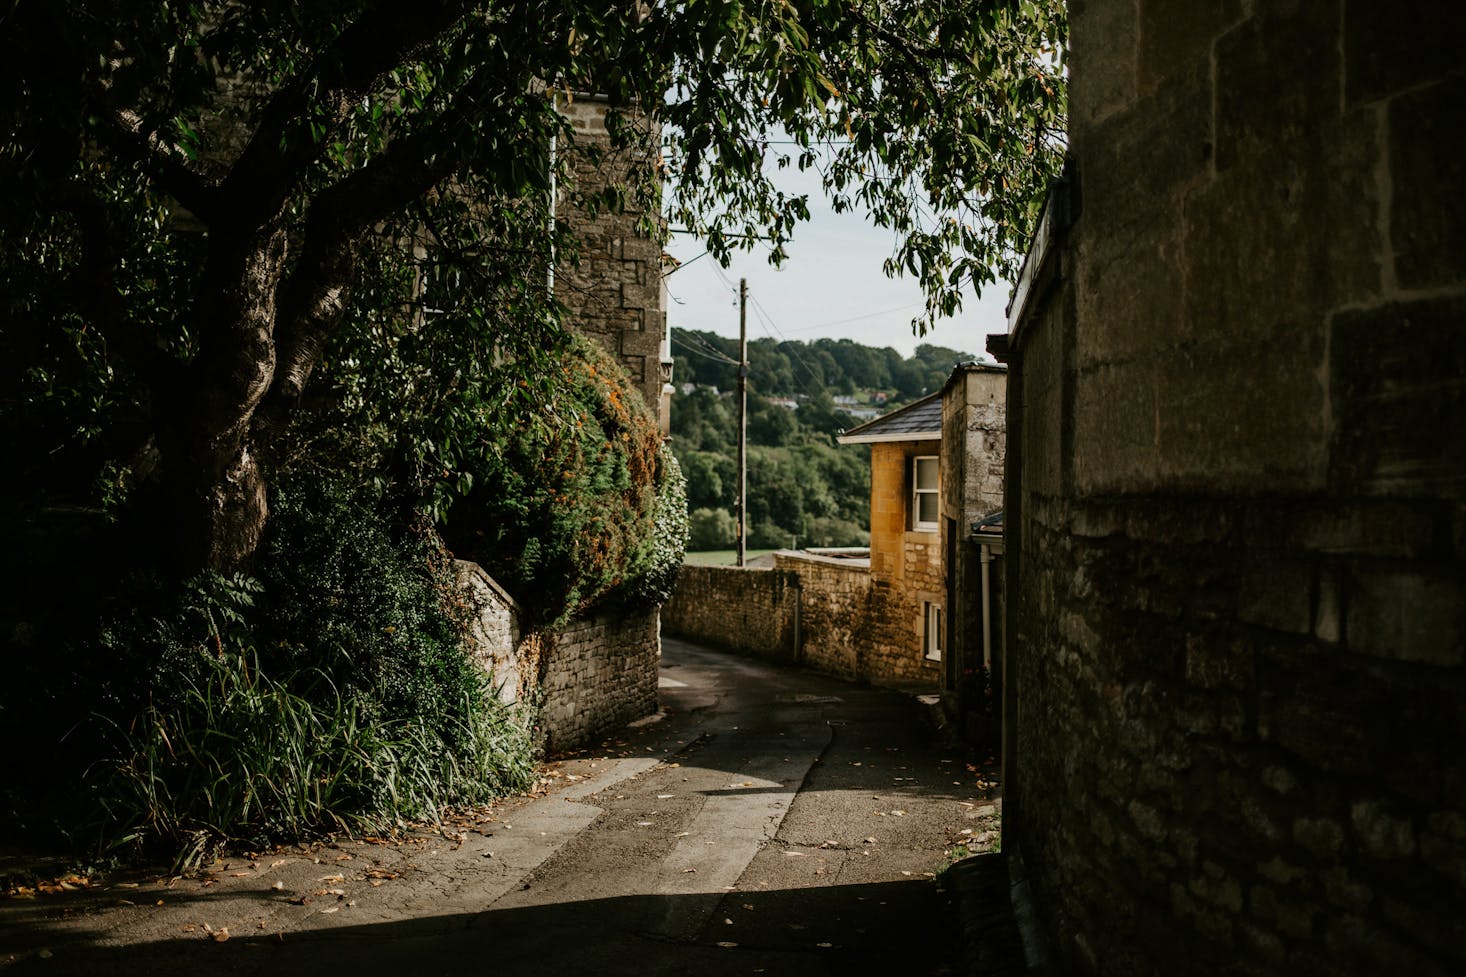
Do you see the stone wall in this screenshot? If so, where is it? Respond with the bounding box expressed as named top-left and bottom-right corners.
top-left (556, 97), bottom-right (670, 430)
top-left (662, 555), bottom-right (940, 687)
top-left (537, 608), bottom-right (661, 754)
top-left (660, 564), bottom-right (800, 663)
top-left (999, 3), bottom-right (1466, 976)
top-left (457, 560), bottom-right (660, 754)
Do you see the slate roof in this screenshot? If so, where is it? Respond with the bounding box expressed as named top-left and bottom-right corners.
top-left (835, 391), bottom-right (943, 444)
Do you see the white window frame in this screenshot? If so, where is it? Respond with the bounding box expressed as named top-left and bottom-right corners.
top-left (912, 455), bottom-right (940, 531)
top-left (923, 601), bottom-right (944, 661)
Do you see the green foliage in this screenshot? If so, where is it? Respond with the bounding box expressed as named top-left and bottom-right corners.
top-left (445, 337), bottom-right (665, 627)
top-left (689, 507), bottom-right (738, 551)
top-left (1, 481), bottom-right (537, 864)
top-left (257, 474), bottom-right (481, 743)
top-left (97, 647), bottom-right (533, 872)
top-left (671, 329), bottom-right (985, 550)
top-left (621, 448), bottom-right (690, 608)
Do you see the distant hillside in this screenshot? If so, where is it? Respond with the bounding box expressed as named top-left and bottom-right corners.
top-left (670, 329), bottom-right (977, 404)
top-left (668, 329), bottom-right (981, 551)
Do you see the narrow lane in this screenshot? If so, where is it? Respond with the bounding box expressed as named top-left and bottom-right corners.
top-left (1, 639), bottom-right (1001, 976)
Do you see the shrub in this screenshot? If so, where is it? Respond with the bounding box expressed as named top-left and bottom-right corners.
top-left (618, 447), bottom-right (689, 608)
top-left (97, 646), bottom-right (534, 871)
top-left (443, 336), bottom-right (664, 627)
top-left (688, 507), bottom-right (736, 550)
top-left (71, 476), bottom-right (538, 867)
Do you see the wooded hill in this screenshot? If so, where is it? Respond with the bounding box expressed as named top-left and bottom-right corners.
top-left (669, 329), bottom-right (979, 550)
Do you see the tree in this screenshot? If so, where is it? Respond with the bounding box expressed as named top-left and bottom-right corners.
top-left (1, 0), bottom-right (1065, 574)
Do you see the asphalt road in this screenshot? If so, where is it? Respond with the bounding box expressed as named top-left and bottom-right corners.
top-left (1, 638), bottom-right (1001, 976)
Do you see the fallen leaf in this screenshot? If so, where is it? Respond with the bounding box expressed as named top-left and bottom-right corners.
top-left (212, 927), bottom-right (230, 943)
top-left (716, 942), bottom-right (738, 948)
top-left (817, 942), bottom-right (833, 948)
top-left (863, 838), bottom-right (877, 844)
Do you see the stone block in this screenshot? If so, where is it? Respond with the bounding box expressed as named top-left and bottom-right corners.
top-left (1390, 76), bottom-right (1466, 289)
top-left (1330, 294), bottom-right (1466, 497)
top-left (1345, 0), bottom-right (1466, 106)
top-left (1137, 0), bottom-right (1243, 93)
top-left (1420, 811), bottom-right (1466, 887)
top-left (1344, 566), bottom-right (1465, 665)
top-left (1184, 634), bottom-right (1256, 689)
top-left (1214, 0), bottom-right (1342, 172)
top-left (1350, 799), bottom-right (1417, 859)
top-left (1287, 503), bottom-right (1438, 559)
top-left (1292, 816), bottom-right (1346, 858)
top-left (1153, 328), bottom-right (1329, 493)
top-left (1072, 361), bottom-right (1157, 493)
top-left (1068, 0), bottom-right (1137, 131)
top-left (1237, 559), bottom-right (1314, 635)
top-left (1183, 113), bottom-right (1382, 344)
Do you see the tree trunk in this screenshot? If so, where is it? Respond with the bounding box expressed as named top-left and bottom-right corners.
top-left (162, 223), bottom-right (288, 572)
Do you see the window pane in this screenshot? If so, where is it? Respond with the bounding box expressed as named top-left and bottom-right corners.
top-left (917, 492), bottom-right (938, 525)
top-left (915, 457), bottom-right (939, 490)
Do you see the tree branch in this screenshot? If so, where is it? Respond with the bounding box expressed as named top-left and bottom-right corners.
top-left (221, 0), bottom-right (473, 222)
top-left (260, 61), bottom-right (531, 429)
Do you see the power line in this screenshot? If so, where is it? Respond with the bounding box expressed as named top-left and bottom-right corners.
top-left (670, 331), bottom-right (740, 366)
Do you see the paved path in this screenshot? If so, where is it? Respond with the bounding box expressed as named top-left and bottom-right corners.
top-left (1, 638), bottom-right (1002, 976)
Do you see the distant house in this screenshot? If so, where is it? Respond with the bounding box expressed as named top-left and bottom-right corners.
top-left (835, 389), bottom-right (945, 683)
top-left (834, 364), bottom-right (1007, 701)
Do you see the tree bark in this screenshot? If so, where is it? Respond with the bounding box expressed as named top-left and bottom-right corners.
top-left (164, 221), bottom-right (287, 571)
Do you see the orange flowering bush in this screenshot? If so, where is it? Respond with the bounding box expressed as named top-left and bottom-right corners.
top-left (444, 336), bottom-right (682, 628)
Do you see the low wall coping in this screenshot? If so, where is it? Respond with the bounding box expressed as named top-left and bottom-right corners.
top-left (772, 549), bottom-right (872, 571)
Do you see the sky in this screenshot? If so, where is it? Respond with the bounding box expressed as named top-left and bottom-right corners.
top-left (662, 171), bottom-right (1013, 362)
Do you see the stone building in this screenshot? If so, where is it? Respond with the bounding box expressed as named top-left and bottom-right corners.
top-left (991, 2), bottom-right (1465, 975)
top-left (452, 96), bottom-right (673, 752)
top-left (838, 392), bottom-right (948, 681)
top-left (939, 364), bottom-right (1007, 738)
top-left (555, 95), bottom-right (674, 432)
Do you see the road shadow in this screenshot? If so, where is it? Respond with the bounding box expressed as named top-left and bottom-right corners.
top-left (2, 877), bottom-right (962, 977)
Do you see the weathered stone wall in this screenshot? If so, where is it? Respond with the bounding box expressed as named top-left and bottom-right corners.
top-left (556, 97), bottom-right (669, 429)
top-left (663, 556), bottom-right (941, 687)
top-left (942, 366), bottom-right (1008, 529)
top-left (660, 564), bottom-right (800, 663)
top-left (537, 608), bottom-right (661, 754)
top-left (455, 560), bottom-right (527, 704)
top-left (457, 560), bottom-right (659, 754)
top-left (1002, 3), bottom-right (1466, 976)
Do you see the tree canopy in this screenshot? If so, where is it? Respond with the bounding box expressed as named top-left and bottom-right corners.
top-left (0, 0), bottom-right (1066, 574)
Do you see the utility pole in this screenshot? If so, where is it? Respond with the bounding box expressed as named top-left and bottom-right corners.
top-left (736, 278), bottom-right (748, 568)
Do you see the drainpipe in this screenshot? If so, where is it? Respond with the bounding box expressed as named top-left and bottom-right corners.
top-left (979, 542), bottom-right (993, 671)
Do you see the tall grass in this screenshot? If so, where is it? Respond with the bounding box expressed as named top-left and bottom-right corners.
top-left (97, 649), bottom-right (535, 872)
